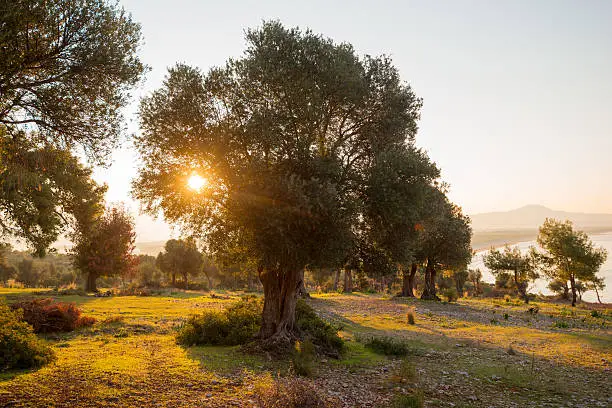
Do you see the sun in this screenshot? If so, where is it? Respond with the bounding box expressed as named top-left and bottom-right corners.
top-left (187, 174), bottom-right (207, 191)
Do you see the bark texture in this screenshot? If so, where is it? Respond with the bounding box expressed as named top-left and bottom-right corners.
top-left (343, 269), bottom-right (353, 293)
top-left (85, 272), bottom-right (98, 292)
top-left (258, 267), bottom-right (300, 346)
top-left (400, 263), bottom-right (418, 297)
top-left (421, 259), bottom-right (439, 300)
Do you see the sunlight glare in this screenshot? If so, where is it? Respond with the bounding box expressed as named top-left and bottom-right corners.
top-left (187, 174), bottom-right (207, 191)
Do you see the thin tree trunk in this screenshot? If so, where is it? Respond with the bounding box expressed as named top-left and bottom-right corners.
top-left (570, 275), bottom-right (577, 307)
top-left (333, 269), bottom-right (340, 291)
top-left (343, 269), bottom-right (353, 293)
top-left (562, 283), bottom-right (569, 300)
top-left (400, 263), bottom-right (417, 297)
top-left (594, 286), bottom-right (602, 304)
top-left (171, 273), bottom-right (176, 287)
top-left (514, 271), bottom-right (529, 303)
top-left (258, 266), bottom-right (300, 346)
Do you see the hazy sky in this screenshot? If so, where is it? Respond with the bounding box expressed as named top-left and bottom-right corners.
top-left (96, 0), bottom-right (612, 241)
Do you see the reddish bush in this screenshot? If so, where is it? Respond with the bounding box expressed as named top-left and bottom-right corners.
top-left (11, 299), bottom-right (95, 333)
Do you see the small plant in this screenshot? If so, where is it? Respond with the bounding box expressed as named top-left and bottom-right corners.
top-left (490, 318), bottom-right (499, 325)
top-left (527, 305), bottom-right (539, 315)
top-left (406, 307), bottom-right (416, 325)
top-left (441, 287), bottom-right (458, 302)
top-left (254, 374), bottom-right (337, 407)
top-left (364, 336), bottom-right (411, 356)
top-left (553, 320), bottom-right (569, 329)
top-left (504, 295), bottom-right (511, 303)
top-left (392, 389), bottom-right (424, 408)
top-left (11, 298), bottom-right (95, 333)
top-left (291, 340), bottom-right (315, 377)
top-left (590, 310), bottom-right (600, 318)
top-left (1, 303), bottom-right (55, 371)
top-left (503, 313), bottom-right (509, 320)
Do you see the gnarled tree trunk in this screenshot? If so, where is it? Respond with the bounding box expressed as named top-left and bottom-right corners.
top-left (85, 272), bottom-right (98, 292)
top-left (258, 266), bottom-right (300, 346)
top-left (332, 269), bottom-right (340, 291)
top-left (400, 263), bottom-right (417, 297)
top-left (296, 269), bottom-right (310, 298)
top-left (343, 269), bottom-right (353, 293)
top-left (421, 259), bottom-right (439, 300)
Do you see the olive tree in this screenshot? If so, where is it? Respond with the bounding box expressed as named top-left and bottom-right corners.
top-left (483, 246), bottom-right (538, 303)
top-left (132, 22), bottom-right (423, 344)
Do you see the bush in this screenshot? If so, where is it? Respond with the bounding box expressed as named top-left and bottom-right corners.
top-left (442, 287), bottom-right (458, 302)
top-left (406, 307), bottom-right (416, 325)
top-left (11, 298), bottom-right (95, 333)
top-left (291, 340), bottom-right (315, 377)
top-left (177, 297), bottom-right (343, 357)
top-left (254, 374), bottom-right (338, 408)
top-left (177, 296), bottom-right (263, 346)
top-left (364, 336), bottom-right (411, 356)
top-left (590, 310), bottom-right (600, 318)
top-left (295, 300), bottom-right (343, 357)
top-left (1, 303), bottom-right (55, 371)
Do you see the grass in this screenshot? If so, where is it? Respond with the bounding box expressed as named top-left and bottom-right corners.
top-left (0, 289), bottom-right (610, 407)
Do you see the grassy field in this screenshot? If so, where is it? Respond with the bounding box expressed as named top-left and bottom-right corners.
top-left (0, 288), bottom-right (610, 407)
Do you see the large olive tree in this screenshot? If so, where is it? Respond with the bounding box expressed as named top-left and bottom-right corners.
top-left (133, 22), bottom-right (423, 344)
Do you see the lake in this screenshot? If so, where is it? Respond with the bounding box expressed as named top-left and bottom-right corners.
top-left (470, 232), bottom-right (612, 303)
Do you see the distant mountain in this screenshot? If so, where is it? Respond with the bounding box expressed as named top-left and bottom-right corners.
top-left (470, 205), bottom-right (612, 231)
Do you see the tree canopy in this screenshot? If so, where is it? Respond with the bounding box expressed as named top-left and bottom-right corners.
top-left (483, 245), bottom-right (538, 303)
top-left (0, 0), bottom-right (146, 160)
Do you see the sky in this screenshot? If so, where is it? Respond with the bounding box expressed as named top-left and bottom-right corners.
top-left (96, 0), bottom-right (612, 242)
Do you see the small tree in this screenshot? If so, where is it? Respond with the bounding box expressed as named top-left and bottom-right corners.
top-left (536, 219), bottom-right (607, 307)
top-left (483, 246), bottom-right (537, 303)
top-left (156, 239), bottom-right (202, 289)
top-left (467, 268), bottom-right (482, 296)
top-left (72, 205), bottom-right (138, 292)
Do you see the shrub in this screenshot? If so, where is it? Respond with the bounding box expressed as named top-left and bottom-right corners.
top-left (291, 340), bottom-right (315, 377)
top-left (254, 374), bottom-right (338, 408)
top-left (177, 297), bottom-right (343, 357)
top-left (1, 303), bottom-right (55, 371)
top-left (295, 300), bottom-right (343, 357)
top-left (442, 287), bottom-right (458, 302)
top-left (177, 296), bottom-right (262, 346)
top-left (364, 336), bottom-right (411, 356)
top-left (11, 299), bottom-right (95, 333)
top-left (590, 310), bottom-right (600, 318)
top-left (392, 390), bottom-right (424, 408)
top-left (406, 307), bottom-right (416, 325)
top-left (527, 305), bottom-right (539, 315)
top-left (553, 320), bottom-right (569, 329)
top-left (503, 313), bottom-right (509, 320)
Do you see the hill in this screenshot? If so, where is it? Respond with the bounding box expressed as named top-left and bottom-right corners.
top-left (471, 205), bottom-right (612, 231)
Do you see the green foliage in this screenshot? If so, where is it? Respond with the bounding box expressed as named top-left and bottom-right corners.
top-left (11, 298), bottom-right (95, 333)
top-left (295, 300), bottom-right (343, 357)
top-left (0, 0), bottom-right (145, 160)
top-left (483, 245), bottom-right (538, 302)
top-left (391, 390), bottom-right (424, 408)
top-left (441, 287), bottom-right (458, 302)
top-left (177, 297), bottom-right (263, 346)
top-left (364, 336), bottom-right (412, 356)
top-left (291, 340), bottom-right (316, 377)
top-left (156, 239), bottom-right (203, 288)
top-left (536, 219), bottom-right (608, 306)
top-left (0, 302), bottom-right (55, 371)
top-left (72, 205), bottom-right (138, 292)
